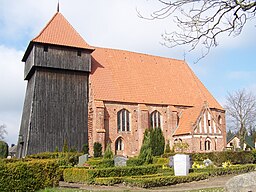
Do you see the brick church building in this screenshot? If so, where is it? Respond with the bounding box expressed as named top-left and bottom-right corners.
top-left (17, 11), bottom-right (226, 157)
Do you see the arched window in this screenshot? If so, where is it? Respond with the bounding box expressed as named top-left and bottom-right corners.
top-left (150, 111), bottom-right (162, 129)
top-left (215, 137), bottom-right (217, 150)
top-left (218, 115), bottom-right (222, 125)
top-left (205, 138), bottom-right (211, 151)
top-left (117, 109), bottom-right (130, 132)
top-left (115, 137), bottom-right (124, 151)
top-left (200, 137), bottom-right (202, 151)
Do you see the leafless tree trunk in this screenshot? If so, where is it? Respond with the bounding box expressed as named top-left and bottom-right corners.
top-left (138, 0), bottom-right (256, 61)
top-left (225, 89), bottom-right (256, 148)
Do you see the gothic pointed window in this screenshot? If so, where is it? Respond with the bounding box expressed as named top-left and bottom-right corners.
top-left (205, 138), bottom-right (211, 151)
top-left (150, 110), bottom-right (162, 129)
top-left (116, 137), bottom-right (124, 151)
top-left (117, 109), bottom-right (130, 132)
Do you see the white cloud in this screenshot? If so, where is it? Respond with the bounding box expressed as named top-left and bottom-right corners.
top-left (0, 0), bottom-right (255, 145)
top-left (0, 45), bottom-right (26, 145)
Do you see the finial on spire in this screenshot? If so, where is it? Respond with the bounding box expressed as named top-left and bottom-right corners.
top-left (57, 0), bottom-right (60, 12)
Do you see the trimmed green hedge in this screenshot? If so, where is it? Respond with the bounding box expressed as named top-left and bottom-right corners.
top-left (126, 157), bottom-right (144, 166)
top-left (94, 172), bottom-right (209, 188)
top-left (63, 164), bottom-right (162, 184)
top-left (87, 158), bottom-right (114, 168)
top-left (27, 152), bottom-right (83, 166)
top-left (0, 159), bottom-right (62, 192)
top-left (191, 151), bottom-right (255, 166)
top-left (190, 164), bottom-right (256, 176)
top-left (163, 151), bottom-right (255, 166)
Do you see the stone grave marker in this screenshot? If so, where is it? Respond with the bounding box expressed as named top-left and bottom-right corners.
top-left (173, 154), bottom-right (190, 176)
top-left (169, 156), bottom-right (174, 167)
top-left (114, 156), bottom-right (128, 167)
top-left (77, 154), bottom-right (88, 167)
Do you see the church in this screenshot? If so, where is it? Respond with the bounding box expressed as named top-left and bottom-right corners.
top-left (17, 10), bottom-right (226, 158)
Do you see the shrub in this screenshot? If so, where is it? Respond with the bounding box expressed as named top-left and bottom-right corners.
top-left (190, 164), bottom-right (256, 176)
top-left (0, 159), bottom-right (62, 192)
top-left (103, 143), bottom-right (113, 159)
top-left (82, 144), bottom-right (89, 154)
top-left (124, 172), bottom-right (208, 188)
top-left (63, 139), bottom-right (69, 153)
top-left (153, 157), bottom-right (169, 165)
top-left (63, 164), bottom-right (162, 184)
top-left (87, 158), bottom-right (114, 168)
top-left (191, 151), bottom-right (254, 166)
top-left (150, 127), bottom-right (165, 156)
top-left (93, 142), bottom-right (102, 158)
top-left (165, 142), bottom-right (171, 154)
top-left (0, 141), bottom-right (8, 158)
top-left (139, 129), bottom-right (153, 164)
top-left (126, 157), bottom-right (144, 166)
top-left (27, 152), bottom-right (82, 166)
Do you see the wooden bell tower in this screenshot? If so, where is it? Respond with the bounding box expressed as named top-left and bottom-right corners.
top-left (17, 12), bottom-right (94, 157)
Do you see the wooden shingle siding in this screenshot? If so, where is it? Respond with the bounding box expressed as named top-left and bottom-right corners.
top-left (17, 43), bottom-right (91, 157)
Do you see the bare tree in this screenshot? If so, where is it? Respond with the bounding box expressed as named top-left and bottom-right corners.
top-left (138, 0), bottom-right (256, 61)
top-left (0, 124), bottom-right (7, 141)
top-left (225, 89), bottom-right (256, 148)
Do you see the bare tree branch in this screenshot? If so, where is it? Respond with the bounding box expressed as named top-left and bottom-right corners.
top-left (138, 0), bottom-right (256, 61)
top-left (225, 89), bottom-right (256, 147)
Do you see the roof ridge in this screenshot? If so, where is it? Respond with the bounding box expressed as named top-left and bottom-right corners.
top-left (186, 63), bottom-right (223, 110)
top-left (93, 46), bottom-right (184, 62)
top-left (32, 12), bottom-right (93, 50)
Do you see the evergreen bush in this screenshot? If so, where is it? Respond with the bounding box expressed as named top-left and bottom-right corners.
top-left (94, 172), bottom-right (208, 187)
top-left (0, 159), bottom-right (62, 192)
top-left (82, 143), bottom-right (89, 154)
top-left (87, 158), bottom-right (114, 168)
top-left (103, 143), bottom-right (113, 159)
top-left (139, 129), bottom-right (153, 164)
top-left (150, 127), bottom-right (165, 156)
top-left (164, 142), bottom-right (171, 154)
top-left (93, 142), bottom-right (102, 158)
top-left (0, 141), bottom-right (8, 158)
top-left (63, 139), bottom-right (69, 153)
top-left (63, 164), bottom-right (162, 184)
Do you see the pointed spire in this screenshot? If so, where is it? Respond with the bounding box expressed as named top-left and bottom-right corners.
top-left (57, 0), bottom-right (60, 12)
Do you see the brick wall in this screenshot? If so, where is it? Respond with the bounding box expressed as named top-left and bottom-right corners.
top-left (88, 99), bottom-right (226, 156)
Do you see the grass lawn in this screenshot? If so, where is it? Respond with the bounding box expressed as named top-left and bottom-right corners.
top-left (38, 187), bottom-right (225, 192)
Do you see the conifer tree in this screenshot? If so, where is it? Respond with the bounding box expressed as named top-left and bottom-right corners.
top-left (103, 143), bottom-right (113, 159)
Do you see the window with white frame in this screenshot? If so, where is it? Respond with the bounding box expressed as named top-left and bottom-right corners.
top-left (116, 137), bottom-right (124, 151)
top-left (150, 110), bottom-right (162, 129)
top-left (218, 115), bottom-right (222, 125)
top-left (205, 138), bottom-right (211, 151)
top-left (117, 109), bottom-right (130, 132)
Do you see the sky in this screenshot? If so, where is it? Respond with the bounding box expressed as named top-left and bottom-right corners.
top-left (0, 0), bottom-right (255, 145)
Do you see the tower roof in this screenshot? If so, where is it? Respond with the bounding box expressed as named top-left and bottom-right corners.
top-left (22, 12), bottom-right (94, 61)
top-left (33, 12), bottom-right (93, 50)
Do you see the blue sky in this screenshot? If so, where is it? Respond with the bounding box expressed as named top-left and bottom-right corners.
top-left (0, 0), bottom-right (255, 145)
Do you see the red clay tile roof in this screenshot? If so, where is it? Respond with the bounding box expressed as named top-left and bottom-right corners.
top-left (32, 12), bottom-right (93, 50)
top-left (173, 105), bottom-right (203, 136)
top-left (90, 47), bottom-right (223, 111)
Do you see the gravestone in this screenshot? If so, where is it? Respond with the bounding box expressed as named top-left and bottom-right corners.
top-left (77, 154), bottom-right (88, 167)
top-left (114, 156), bottom-right (128, 167)
top-left (225, 171), bottom-right (256, 192)
top-left (169, 156), bottom-right (174, 167)
top-left (173, 154), bottom-right (190, 176)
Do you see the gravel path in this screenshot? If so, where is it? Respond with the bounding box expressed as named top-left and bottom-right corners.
top-left (59, 174), bottom-right (234, 191)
